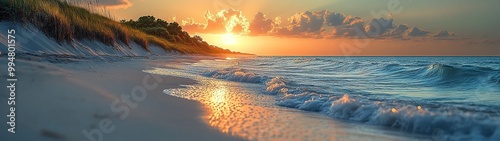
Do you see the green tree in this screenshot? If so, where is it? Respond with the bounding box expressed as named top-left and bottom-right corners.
top-left (120, 15), bottom-right (219, 52)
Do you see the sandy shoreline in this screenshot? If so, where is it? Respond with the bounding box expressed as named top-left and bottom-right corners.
top-left (0, 57), bottom-right (244, 141)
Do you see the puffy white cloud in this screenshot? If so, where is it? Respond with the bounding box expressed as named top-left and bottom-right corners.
top-left (253, 11), bottom-right (360, 37)
top-left (181, 9), bottom-right (455, 40)
top-left (220, 9), bottom-right (250, 33)
top-left (182, 9), bottom-right (249, 34)
top-left (202, 11), bottom-right (228, 34)
top-left (270, 11), bottom-right (359, 37)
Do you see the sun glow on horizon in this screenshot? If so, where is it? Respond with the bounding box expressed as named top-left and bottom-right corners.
top-left (221, 33), bottom-right (237, 45)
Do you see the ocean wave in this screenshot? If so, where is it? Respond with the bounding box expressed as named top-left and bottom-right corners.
top-left (382, 63), bottom-right (404, 71)
top-left (293, 58), bottom-right (317, 63)
top-left (277, 93), bottom-right (500, 140)
top-left (265, 77), bottom-right (288, 94)
top-left (338, 62), bottom-right (499, 87)
top-left (200, 64), bottom-right (500, 140)
top-left (489, 73), bottom-right (500, 85)
top-left (202, 68), bottom-right (264, 83)
top-left (421, 64), bottom-right (474, 85)
top-left (414, 63), bottom-right (500, 87)
top-left (201, 68), bottom-right (290, 95)
top-left (256, 62), bottom-right (275, 66)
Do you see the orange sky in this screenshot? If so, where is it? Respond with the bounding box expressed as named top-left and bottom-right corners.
top-left (101, 0), bottom-right (500, 56)
top-left (198, 33), bottom-right (499, 56)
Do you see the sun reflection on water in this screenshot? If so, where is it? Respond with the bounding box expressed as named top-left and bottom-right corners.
top-left (150, 67), bottom-right (413, 141)
top-left (166, 78), bottom-right (398, 141)
top-left (210, 86), bottom-right (228, 104)
top-left (206, 84), bottom-right (232, 133)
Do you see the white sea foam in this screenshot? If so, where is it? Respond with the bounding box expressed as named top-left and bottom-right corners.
top-left (265, 77), bottom-right (288, 94)
top-left (201, 68), bottom-right (291, 95)
top-left (277, 92), bottom-right (500, 140)
top-left (202, 68), bottom-right (263, 83)
top-left (200, 65), bottom-right (500, 140)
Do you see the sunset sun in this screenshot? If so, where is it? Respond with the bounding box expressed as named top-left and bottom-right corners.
top-left (221, 33), bottom-right (237, 45)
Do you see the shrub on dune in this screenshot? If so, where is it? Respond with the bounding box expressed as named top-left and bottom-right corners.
top-left (0, 0), bottom-right (236, 54)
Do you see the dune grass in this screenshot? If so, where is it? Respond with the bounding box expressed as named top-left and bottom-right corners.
top-left (0, 0), bottom-right (233, 54)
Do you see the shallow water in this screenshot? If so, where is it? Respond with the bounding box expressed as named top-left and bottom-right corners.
top-left (146, 56), bottom-right (500, 141)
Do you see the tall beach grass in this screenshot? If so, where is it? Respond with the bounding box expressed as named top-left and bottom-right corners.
top-left (0, 0), bottom-right (233, 54)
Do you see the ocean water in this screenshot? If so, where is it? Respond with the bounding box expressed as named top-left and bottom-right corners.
top-left (146, 56), bottom-right (500, 141)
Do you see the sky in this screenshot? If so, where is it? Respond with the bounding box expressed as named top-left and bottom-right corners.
top-left (86, 0), bottom-right (500, 56)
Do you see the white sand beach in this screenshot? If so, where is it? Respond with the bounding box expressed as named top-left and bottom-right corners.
top-left (0, 57), bottom-right (244, 141)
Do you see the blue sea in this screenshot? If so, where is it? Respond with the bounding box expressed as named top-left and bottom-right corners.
top-left (146, 56), bottom-right (500, 141)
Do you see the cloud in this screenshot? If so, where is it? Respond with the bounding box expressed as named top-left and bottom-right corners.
top-left (79, 0), bottom-right (132, 9)
top-left (286, 11), bottom-right (325, 34)
top-left (324, 11), bottom-right (346, 26)
top-left (181, 18), bottom-right (205, 33)
top-left (269, 10), bottom-right (353, 37)
top-left (365, 18), bottom-right (394, 37)
top-left (182, 9), bottom-right (456, 40)
top-left (433, 30), bottom-right (455, 37)
top-left (331, 16), bottom-right (365, 37)
top-left (202, 11), bottom-right (227, 34)
top-left (465, 38), bottom-right (500, 45)
top-left (266, 11), bottom-right (405, 39)
top-left (249, 12), bottom-right (274, 35)
top-left (182, 9), bottom-right (249, 34)
top-left (390, 24), bottom-right (409, 37)
top-left (408, 27), bottom-right (430, 36)
top-left (342, 16), bottom-right (362, 25)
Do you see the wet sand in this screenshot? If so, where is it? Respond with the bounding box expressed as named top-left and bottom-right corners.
top-left (0, 58), bottom-right (244, 141)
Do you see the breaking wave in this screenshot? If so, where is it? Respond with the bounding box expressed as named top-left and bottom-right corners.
top-left (277, 93), bottom-right (500, 141)
top-left (416, 63), bottom-right (491, 86)
top-left (202, 68), bottom-right (288, 94)
top-left (202, 68), bottom-right (264, 83)
top-left (200, 63), bottom-right (500, 140)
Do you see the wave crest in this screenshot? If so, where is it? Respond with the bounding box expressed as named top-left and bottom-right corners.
top-left (202, 68), bottom-right (290, 95)
top-left (265, 77), bottom-right (288, 94)
top-left (200, 63), bottom-right (500, 140)
top-left (202, 68), bottom-right (263, 83)
top-left (277, 92), bottom-right (500, 140)
top-left (412, 63), bottom-right (498, 87)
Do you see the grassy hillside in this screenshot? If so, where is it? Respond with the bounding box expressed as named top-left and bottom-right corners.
top-left (0, 0), bottom-right (235, 54)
